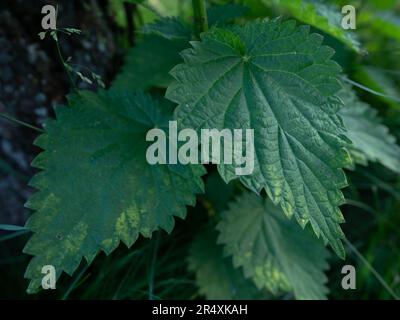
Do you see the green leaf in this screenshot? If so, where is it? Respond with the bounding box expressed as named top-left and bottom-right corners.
top-left (38, 32), bottom-right (46, 40)
top-left (188, 227), bottom-right (264, 300)
top-left (272, 0), bottom-right (362, 53)
top-left (203, 172), bottom-right (235, 212)
top-left (24, 90), bottom-right (205, 293)
top-left (141, 17), bottom-right (192, 40)
top-left (370, 0), bottom-right (398, 10)
top-left (166, 19), bottom-right (351, 258)
top-left (207, 3), bottom-right (249, 26)
top-left (339, 85), bottom-right (400, 173)
top-left (112, 34), bottom-right (189, 89)
top-left (0, 224), bottom-right (27, 231)
top-left (217, 193), bottom-right (330, 300)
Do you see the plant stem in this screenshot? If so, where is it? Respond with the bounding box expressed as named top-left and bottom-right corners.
top-left (0, 159), bottom-right (29, 181)
top-left (124, 1), bottom-right (136, 46)
top-left (192, 0), bottom-right (208, 37)
top-left (55, 35), bottom-right (78, 93)
top-left (52, 6), bottom-right (78, 92)
top-left (0, 112), bottom-right (44, 132)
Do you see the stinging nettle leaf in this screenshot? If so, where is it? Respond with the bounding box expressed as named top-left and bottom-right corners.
top-left (217, 192), bottom-right (330, 300)
top-left (188, 227), bottom-right (265, 300)
top-left (113, 17), bottom-right (192, 90)
top-left (166, 18), bottom-right (351, 258)
top-left (24, 90), bottom-right (205, 293)
top-left (339, 85), bottom-right (400, 173)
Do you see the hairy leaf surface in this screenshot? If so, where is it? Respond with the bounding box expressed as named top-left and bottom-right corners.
top-left (217, 193), bottom-right (330, 299)
top-left (24, 90), bottom-right (205, 293)
top-left (166, 19), bottom-right (351, 257)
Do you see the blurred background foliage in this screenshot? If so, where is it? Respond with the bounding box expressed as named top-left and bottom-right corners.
top-left (1, 0), bottom-right (400, 299)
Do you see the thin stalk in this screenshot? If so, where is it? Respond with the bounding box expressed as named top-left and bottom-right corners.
top-left (0, 112), bottom-right (44, 132)
top-left (112, 251), bottom-right (142, 300)
top-left (54, 5), bottom-right (78, 93)
top-left (342, 76), bottom-right (400, 104)
top-left (192, 0), bottom-right (208, 37)
top-left (0, 224), bottom-right (26, 231)
top-left (0, 230), bottom-right (29, 243)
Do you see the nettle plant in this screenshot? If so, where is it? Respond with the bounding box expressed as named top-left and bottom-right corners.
top-left (21, 0), bottom-right (400, 299)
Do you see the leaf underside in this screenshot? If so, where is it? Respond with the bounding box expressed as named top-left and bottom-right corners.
top-left (166, 18), bottom-right (351, 257)
top-left (24, 90), bottom-right (205, 293)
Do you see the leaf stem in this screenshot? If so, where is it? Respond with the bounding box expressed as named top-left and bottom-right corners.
top-left (192, 0), bottom-right (208, 37)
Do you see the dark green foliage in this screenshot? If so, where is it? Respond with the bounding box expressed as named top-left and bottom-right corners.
top-left (1, 0), bottom-right (400, 300)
